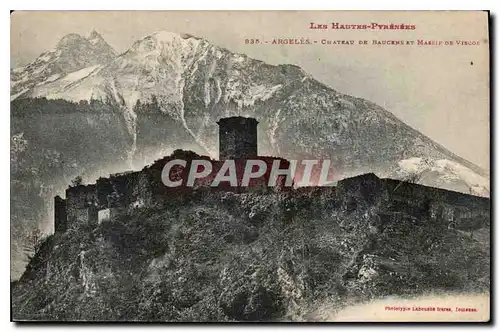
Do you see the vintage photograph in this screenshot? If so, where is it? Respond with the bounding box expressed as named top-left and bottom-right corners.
top-left (10, 10), bottom-right (490, 322)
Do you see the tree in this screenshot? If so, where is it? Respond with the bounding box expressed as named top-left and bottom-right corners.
top-left (401, 158), bottom-right (433, 184)
top-left (23, 228), bottom-right (44, 261)
top-left (70, 175), bottom-right (83, 187)
top-left (404, 172), bottom-right (422, 184)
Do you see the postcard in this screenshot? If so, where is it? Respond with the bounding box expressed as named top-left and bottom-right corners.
top-left (10, 10), bottom-right (490, 322)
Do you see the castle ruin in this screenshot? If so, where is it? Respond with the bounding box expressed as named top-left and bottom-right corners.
top-left (53, 116), bottom-right (490, 234)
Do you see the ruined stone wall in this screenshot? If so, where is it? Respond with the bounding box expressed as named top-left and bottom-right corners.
top-left (336, 173), bottom-right (384, 211)
top-left (335, 174), bottom-right (490, 223)
top-left (105, 172), bottom-right (140, 208)
top-left (56, 150), bottom-right (490, 234)
top-left (65, 184), bottom-right (98, 226)
top-left (382, 178), bottom-right (490, 223)
top-left (62, 171), bottom-right (146, 230)
top-left (54, 196), bottom-right (67, 233)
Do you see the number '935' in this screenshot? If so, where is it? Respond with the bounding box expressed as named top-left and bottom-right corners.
top-left (245, 39), bottom-right (260, 44)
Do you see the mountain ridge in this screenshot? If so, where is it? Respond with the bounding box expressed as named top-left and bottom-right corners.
top-left (11, 30), bottom-right (116, 100)
top-left (10, 30), bottom-right (490, 195)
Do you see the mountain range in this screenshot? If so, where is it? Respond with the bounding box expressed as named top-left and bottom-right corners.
top-left (11, 30), bottom-right (490, 197)
top-left (11, 28), bottom-right (491, 202)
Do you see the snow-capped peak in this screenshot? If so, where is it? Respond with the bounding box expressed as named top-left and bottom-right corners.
top-left (128, 31), bottom-right (204, 58)
top-left (87, 30), bottom-right (108, 47)
top-left (11, 31), bottom-right (116, 100)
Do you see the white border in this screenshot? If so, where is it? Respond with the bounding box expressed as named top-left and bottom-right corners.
top-left (2, 1), bottom-right (498, 331)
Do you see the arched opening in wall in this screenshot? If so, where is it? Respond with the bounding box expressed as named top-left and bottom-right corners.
top-left (98, 208), bottom-right (111, 224)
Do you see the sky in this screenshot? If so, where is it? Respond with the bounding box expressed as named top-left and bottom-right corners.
top-left (10, 10), bottom-right (490, 170)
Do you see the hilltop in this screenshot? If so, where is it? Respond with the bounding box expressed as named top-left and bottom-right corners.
top-left (11, 187), bottom-right (490, 321)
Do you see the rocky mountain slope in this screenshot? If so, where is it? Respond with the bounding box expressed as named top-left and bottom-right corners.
top-left (11, 189), bottom-right (490, 321)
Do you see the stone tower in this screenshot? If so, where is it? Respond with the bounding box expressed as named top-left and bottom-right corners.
top-left (217, 116), bottom-right (258, 160)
